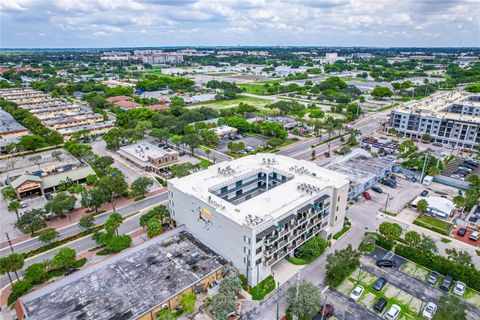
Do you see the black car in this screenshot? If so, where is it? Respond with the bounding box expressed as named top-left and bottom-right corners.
top-left (457, 227), bottom-right (467, 236)
top-left (372, 277), bottom-right (387, 291)
top-left (440, 275), bottom-right (454, 291)
top-left (464, 160), bottom-right (479, 167)
top-left (64, 268), bottom-right (79, 276)
top-left (420, 190), bottom-right (429, 197)
top-left (371, 186), bottom-right (383, 193)
top-left (426, 271), bottom-right (440, 285)
top-left (373, 298), bottom-right (388, 313)
top-left (376, 259), bottom-right (396, 268)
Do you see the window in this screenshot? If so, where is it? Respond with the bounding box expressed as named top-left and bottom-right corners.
top-left (336, 206), bottom-right (339, 212)
top-left (256, 258), bottom-right (262, 265)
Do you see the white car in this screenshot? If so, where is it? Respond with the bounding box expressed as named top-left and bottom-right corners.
top-left (349, 285), bottom-right (364, 301)
top-left (453, 281), bottom-right (466, 296)
top-left (384, 304), bottom-right (401, 320)
top-left (422, 302), bottom-right (437, 319)
top-left (470, 231), bottom-right (480, 241)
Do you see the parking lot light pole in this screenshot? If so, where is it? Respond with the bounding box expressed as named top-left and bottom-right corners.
top-left (5, 233), bottom-right (14, 253)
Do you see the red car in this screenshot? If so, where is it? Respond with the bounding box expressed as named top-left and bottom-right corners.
top-left (363, 191), bottom-right (372, 200)
top-left (316, 304), bottom-right (334, 319)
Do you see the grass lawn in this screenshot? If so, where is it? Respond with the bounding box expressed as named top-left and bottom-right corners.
top-left (250, 275), bottom-right (276, 300)
top-left (476, 250), bottom-right (480, 256)
top-left (413, 215), bottom-right (452, 235)
top-left (464, 287), bottom-right (480, 307)
top-left (286, 256), bottom-right (308, 265)
top-left (441, 237), bottom-right (452, 243)
top-left (190, 95), bottom-right (271, 108)
top-left (333, 220), bottom-right (352, 240)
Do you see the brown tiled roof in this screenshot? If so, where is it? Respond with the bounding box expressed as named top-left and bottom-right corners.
top-left (106, 96), bottom-right (133, 104)
top-left (148, 104), bottom-right (170, 111)
top-left (114, 100), bottom-right (141, 109)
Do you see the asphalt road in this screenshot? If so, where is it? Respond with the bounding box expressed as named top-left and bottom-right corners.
top-left (0, 194), bottom-right (169, 289)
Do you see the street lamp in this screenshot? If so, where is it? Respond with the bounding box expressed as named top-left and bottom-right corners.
top-left (5, 233), bottom-right (14, 253)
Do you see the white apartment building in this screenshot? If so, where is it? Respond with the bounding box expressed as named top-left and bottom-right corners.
top-left (386, 90), bottom-right (480, 150)
top-left (100, 51), bottom-right (132, 61)
top-left (168, 154), bottom-right (349, 286)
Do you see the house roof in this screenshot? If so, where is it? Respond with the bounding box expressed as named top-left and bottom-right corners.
top-left (106, 96), bottom-right (132, 104)
top-left (41, 166), bottom-right (96, 189)
top-left (147, 104), bottom-right (170, 111)
top-left (10, 174), bottom-right (42, 189)
top-left (114, 100), bottom-right (141, 109)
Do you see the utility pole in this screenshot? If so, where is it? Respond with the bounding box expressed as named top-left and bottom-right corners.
top-left (276, 281), bottom-right (281, 320)
top-left (5, 233), bottom-right (14, 253)
top-left (420, 153), bottom-right (429, 182)
top-left (384, 193), bottom-right (390, 212)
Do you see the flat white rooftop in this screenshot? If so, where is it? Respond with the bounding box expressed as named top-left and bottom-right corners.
top-left (169, 154), bottom-right (349, 228)
top-left (120, 141), bottom-right (175, 161)
top-left (394, 90), bottom-right (480, 123)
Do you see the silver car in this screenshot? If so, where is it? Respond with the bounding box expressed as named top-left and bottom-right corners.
top-left (453, 281), bottom-right (466, 296)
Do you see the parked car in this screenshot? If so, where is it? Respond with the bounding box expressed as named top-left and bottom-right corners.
top-left (384, 304), bottom-right (401, 320)
top-left (380, 179), bottom-right (396, 188)
top-left (432, 142), bottom-right (443, 147)
top-left (469, 231), bottom-right (480, 241)
top-left (244, 146), bottom-right (254, 153)
top-left (426, 271), bottom-right (440, 285)
top-left (376, 259), bottom-right (396, 268)
top-left (317, 304), bottom-right (334, 319)
top-left (372, 277), bottom-right (387, 291)
top-left (363, 191), bottom-right (372, 200)
top-left (464, 160), bottom-right (479, 167)
top-left (453, 281), bottom-right (466, 296)
top-left (349, 285), bottom-right (364, 301)
top-left (20, 202), bottom-right (28, 209)
top-left (45, 193), bottom-right (53, 200)
top-left (420, 190), bottom-right (429, 197)
top-left (458, 166), bottom-right (473, 173)
top-left (178, 151), bottom-right (186, 156)
top-left (457, 228), bottom-right (467, 236)
top-left (371, 186), bottom-right (383, 193)
top-left (440, 275), bottom-right (454, 291)
top-left (324, 152), bottom-right (331, 158)
top-left (373, 298), bottom-right (388, 313)
top-left (461, 162), bottom-right (477, 170)
top-left (64, 268), bottom-right (79, 276)
top-left (422, 302), bottom-right (437, 319)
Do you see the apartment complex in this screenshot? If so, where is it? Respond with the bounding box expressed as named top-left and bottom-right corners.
top-left (133, 50), bottom-right (184, 65)
top-left (0, 88), bottom-right (113, 140)
top-left (0, 109), bottom-right (29, 153)
top-left (168, 154), bottom-right (349, 286)
top-left (386, 90), bottom-right (480, 150)
top-left (100, 51), bottom-right (132, 60)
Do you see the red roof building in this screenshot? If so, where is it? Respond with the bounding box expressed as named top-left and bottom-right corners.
top-left (106, 96), bottom-right (133, 104)
top-left (114, 100), bottom-right (141, 110)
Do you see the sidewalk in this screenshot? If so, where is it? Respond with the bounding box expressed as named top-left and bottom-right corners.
top-left (0, 188), bottom-right (166, 249)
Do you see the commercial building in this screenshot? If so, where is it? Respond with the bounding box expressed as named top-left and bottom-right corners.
top-left (212, 125), bottom-right (237, 137)
top-left (168, 154), bottom-right (349, 286)
top-left (1, 149), bottom-right (95, 199)
top-left (324, 149), bottom-right (395, 200)
top-left (16, 229), bottom-right (228, 320)
top-left (118, 141), bottom-right (179, 173)
top-left (134, 50), bottom-right (184, 65)
top-left (100, 51), bottom-right (132, 61)
top-left (386, 90), bottom-right (480, 150)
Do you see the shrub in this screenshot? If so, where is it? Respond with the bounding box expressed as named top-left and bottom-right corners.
top-left (395, 244), bottom-right (480, 292)
top-left (24, 262), bottom-right (47, 285)
top-left (251, 275), bottom-right (276, 300)
top-left (107, 235), bottom-right (132, 253)
top-left (8, 279), bottom-right (32, 305)
top-left (375, 234), bottom-right (395, 251)
top-left (295, 237), bottom-right (328, 262)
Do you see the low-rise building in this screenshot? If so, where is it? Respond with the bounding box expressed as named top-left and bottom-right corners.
top-left (16, 229), bottom-right (228, 320)
top-left (324, 148), bottom-right (395, 199)
top-left (168, 154), bottom-right (349, 286)
top-left (213, 125), bottom-right (237, 137)
top-left (0, 109), bottom-right (29, 139)
top-left (411, 196), bottom-right (455, 219)
top-left (114, 100), bottom-right (142, 110)
top-left (118, 141), bottom-right (179, 173)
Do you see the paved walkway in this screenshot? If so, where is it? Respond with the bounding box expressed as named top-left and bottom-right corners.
top-left (0, 188), bottom-right (166, 249)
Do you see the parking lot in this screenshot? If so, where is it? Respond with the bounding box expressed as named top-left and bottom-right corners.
top-left (334, 247), bottom-right (480, 320)
top-left (217, 134), bottom-right (268, 154)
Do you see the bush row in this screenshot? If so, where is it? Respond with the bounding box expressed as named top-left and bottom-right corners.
top-left (412, 219), bottom-right (450, 236)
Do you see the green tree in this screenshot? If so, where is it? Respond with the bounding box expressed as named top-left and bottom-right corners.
top-left (81, 188), bottom-right (105, 214)
top-left (445, 248), bottom-right (473, 267)
top-left (296, 237), bottom-right (328, 262)
top-left (2, 187), bottom-right (17, 201)
top-left (421, 133), bottom-right (432, 143)
top-left (180, 291), bottom-right (197, 314)
top-left (51, 247), bottom-right (76, 271)
top-left (371, 86), bottom-right (393, 99)
top-left (427, 166), bottom-right (441, 176)
top-left (8, 200), bottom-right (21, 221)
top-left (287, 281), bottom-right (321, 320)
top-left (419, 234), bottom-right (438, 253)
top-left (15, 208), bottom-right (46, 236)
top-left (433, 296), bottom-right (467, 320)
top-left (45, 192), bottom-right (76, 218)
top-left (146, 219), bottom-right (163, 238)
top-left (8, 279), bottom-right (32, 305)
top-left (6, 253), bottom-right (24, 281)
top-left (378, 222), bottom-right (403, 241)
top-left (325, 245), bottom-right (361, 287)
top-left (182, 134), bottom-right (202, 155)
top-left (211, 292), bottom-right (236, 320)
top-left (105, 212), bottom-right (124, 236)
top-left (311, 149), bottom-right (316, 160)
top-left (404, 230), bottom-right (421, 247)
top-left (78, 214), bottom-right (96, 232)
top-left (24, 262), bottom-right (47, 285)
top-left (227, 141), bottom-right (245, 155)
top-left (96, 175), bottom-right (128, 211)
top-left (140, 205), bottom-right (170, 227)
top-left (38, 228), bottom-right (59, 246)
top-left (0, 257), bottom-right (14, 286)
top-left (130, 177), bottom-right (153, 198)
top-left (398, 140), bottom-right (414, 153)
top-left (416, 199), bottom-right (429, 212)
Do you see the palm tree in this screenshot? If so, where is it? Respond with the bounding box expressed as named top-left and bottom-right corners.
top-left (205, 149), bottom-right (211, 160)
top-left (0, 257), bottom-right (13, 287)
top-left (8, 200), bottom-right (21, 221)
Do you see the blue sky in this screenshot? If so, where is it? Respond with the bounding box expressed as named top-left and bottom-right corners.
top-left (1, 0), bottom-right (479, 48)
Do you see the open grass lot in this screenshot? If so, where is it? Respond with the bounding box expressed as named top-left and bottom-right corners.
top-left (338, 268), bottom-right (427, 319)
top-left (413, 215), bottom-right (453, 235)
top-left (189, 95), bottom-right (271, 109)
top-left (239, 80), bottom-right (284, 95)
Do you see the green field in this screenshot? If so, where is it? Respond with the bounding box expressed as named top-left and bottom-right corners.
top-left (239, 80), bottom-right (284, 95)
top-left (189, 95), bottom-right (271, 108)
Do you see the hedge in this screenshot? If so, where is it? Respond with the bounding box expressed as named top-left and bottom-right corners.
top-left (375, 235), bottom-right (395, 251)
top-left (395, 244), bottom-right (480, 292)
top-left (412, 219), bottom-right (451, 236)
